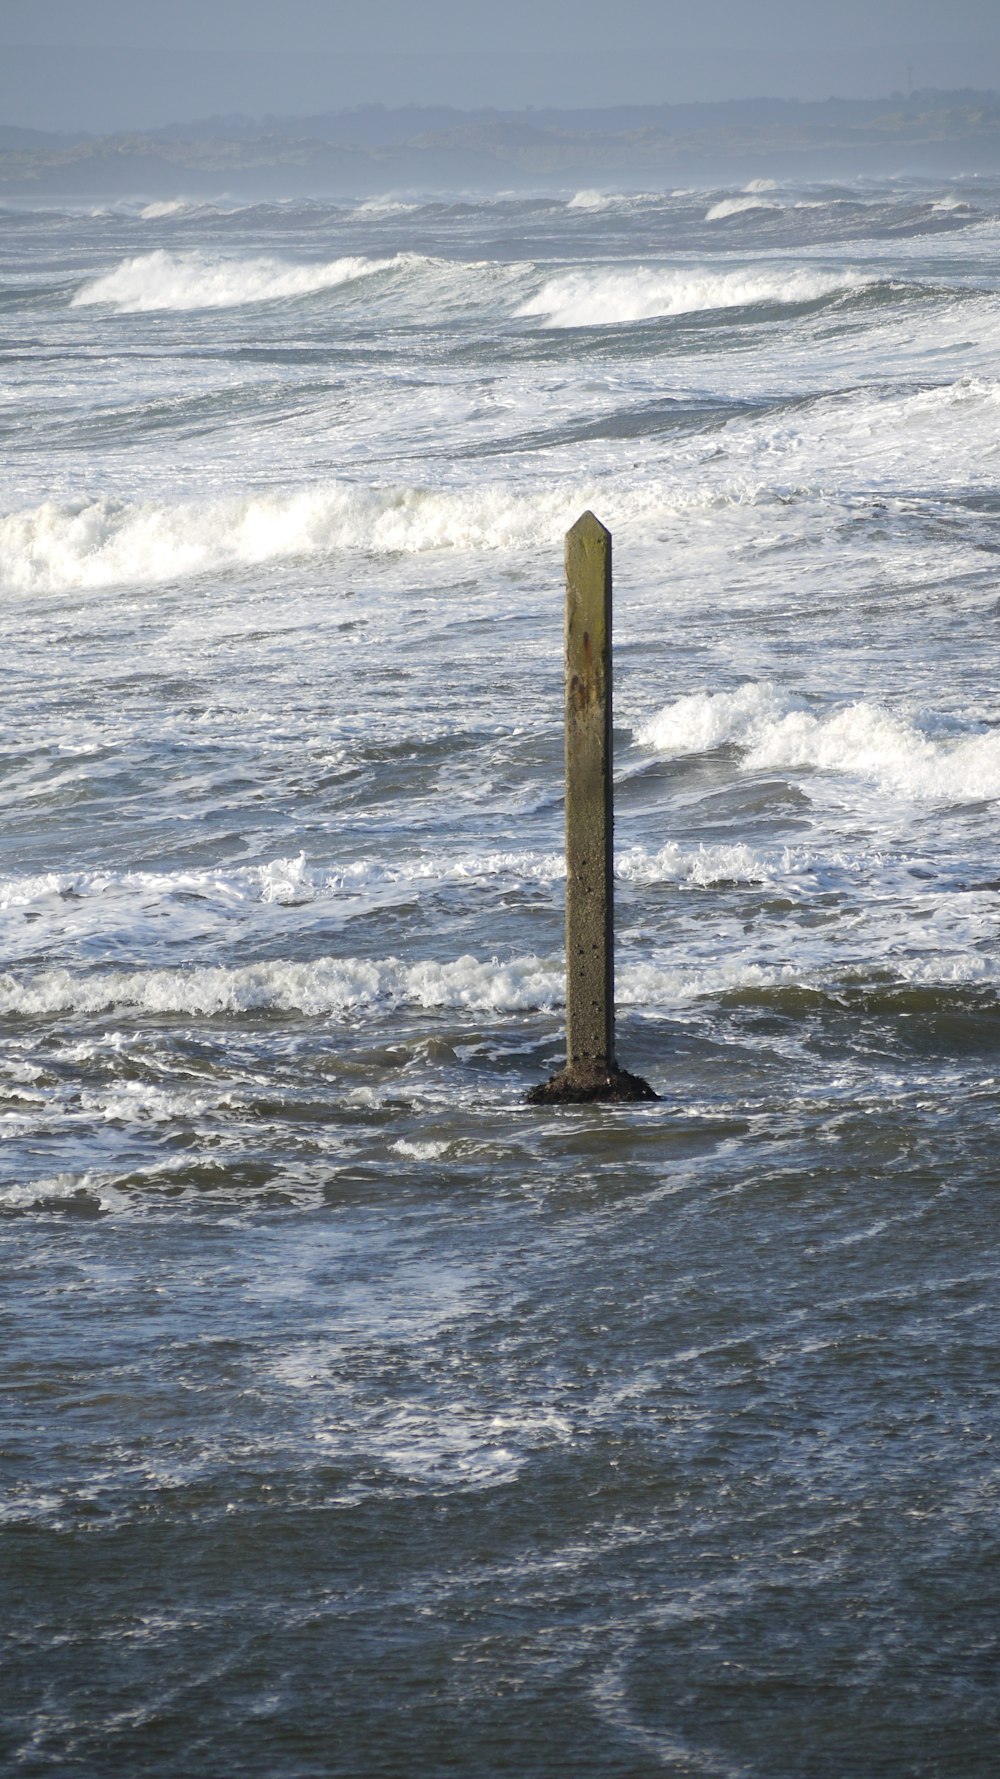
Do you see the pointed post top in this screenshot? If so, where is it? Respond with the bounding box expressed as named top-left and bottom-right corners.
top-left (567, 510), bottom-right (610, 544)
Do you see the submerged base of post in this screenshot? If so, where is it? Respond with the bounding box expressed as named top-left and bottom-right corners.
top-left (526, 1058), bottom-right (658, 1106)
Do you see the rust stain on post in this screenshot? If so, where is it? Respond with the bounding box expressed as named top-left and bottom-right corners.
top-left (528, 513), bottom-right (656, 1106)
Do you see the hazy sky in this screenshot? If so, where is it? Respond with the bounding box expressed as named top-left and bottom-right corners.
top-left (2, 0), bottom-right (999, 132)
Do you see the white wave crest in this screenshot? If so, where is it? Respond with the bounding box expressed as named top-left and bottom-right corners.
top-left (746, 705), bottom-right (1000, 803)
top-left (567, 189), bottom-right (613, 210)
top-left (352, 196), bottom-right (420, 217)
top-left (744, 178), bottom-right (778, 193)
top-left (616, 841), bottom-right (779, 887)
top-left (636, 683), bottom-right (786, 755)
top-left (638, 685), bottom-right (1000, 804)
top-left (616, 840), bottom-right (886, 890)
top-left (0, 856), bottom-right (317, 914)
top-left (71, 249), bottom-right (412, 312)
top-left (0, 475), bottom-right (759, 596)
top-left (0, 1170), bottom-right (128, 1215)
top-left (0, 950), bottom-right (812, 1022)
top-left (706, 196), bottom-right (782, 221)
top-left (139, 199), bottom-right (192, 220)
top-left (0, 954), bottom-right (564, 1019)
top-left (515, 265), bottom-right (862, 327)
top-left (0, 482), bottom-right (570, 594)
top-left (5, 947), bottom-right (996, 1026)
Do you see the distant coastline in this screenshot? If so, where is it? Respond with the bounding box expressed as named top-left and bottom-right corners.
top-left (3, 88), bottom-right (1000, 198)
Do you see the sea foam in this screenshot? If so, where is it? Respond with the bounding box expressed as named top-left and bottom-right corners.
top-left (636, 683), bottom-right (786, 755)
top-left (4, 948), bottom-right (995, 1024)
top-left (0, 954), bottom-right (565, 1019)
top-left (516, 265), bottom-right (865, 327)
top-left (71, 249), bottom-right (415, 312)
top-left (0, 482), bottom-right (571, 593)
top-left (0, 843), bottom-right (835, 930)
top-left (637, 684), bottom-right (1000, 804)
top-left (0, 476), bottom-right (756, 596)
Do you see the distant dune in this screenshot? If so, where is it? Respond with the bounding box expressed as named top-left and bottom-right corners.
top-left (2, 90), bottom-right (1000, 197)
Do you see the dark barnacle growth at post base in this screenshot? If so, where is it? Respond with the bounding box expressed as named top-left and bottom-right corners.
top-left (527, 1059), bottom-right (658, 1106)
top-left (528, 512), bottom-right (657, 1106)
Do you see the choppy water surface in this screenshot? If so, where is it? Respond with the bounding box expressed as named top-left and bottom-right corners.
top-left (2, 176), bottom-right (1000, 1777)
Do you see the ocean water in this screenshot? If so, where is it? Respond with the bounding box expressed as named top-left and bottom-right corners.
top-left (2, 176), bottom-right (1000, 1776)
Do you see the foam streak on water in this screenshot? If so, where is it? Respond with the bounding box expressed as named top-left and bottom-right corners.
top-left (2, 177), bottom-right (1000, 1779)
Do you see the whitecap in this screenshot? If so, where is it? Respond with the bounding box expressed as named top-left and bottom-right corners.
top-left (0, 951), bottom-right (810, 1022)
top-left (616, 841), bottom-right (778, 888)
top-left (638, 684), bottom-right (1000, 804)
top-left (636, 683), bottom-right (787, 755)
top-left (706, 196), bottom-right (783, 221)
top-left (745, 703), bottom-right (1000, 803)
top-left (139, 199), bottom-right (192, 220)
top-left (353, 196), bottom-right (420, 217)
top-left (0, 1171), bottom-right (126, 1214)
top-left (0, 482), bottom-right (565, 593)
top-left (515, 265), bottom-right (863, 328)
top-left (0, 953), bottom-right (566, 1019)
top-left (567, 189), bottom-right (613, 210)
top-left (0, 476), bottom-right (759, 596)
top-left (71, 248), bottom-right (419, 313)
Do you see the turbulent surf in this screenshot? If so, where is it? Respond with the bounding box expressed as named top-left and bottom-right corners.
top-left (2, 176), bottom-right (999, 1778)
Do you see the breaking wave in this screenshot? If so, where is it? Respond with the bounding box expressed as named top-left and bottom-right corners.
top-left (0, 476), bottom-right (764, 595)
top-left (637, 683), bottom-right (786, 755)
top-left (637, 684), bottom-right (1000, 804)
top-left (352, 196), bottom-right (421, 216)
top-left (71, 248), bottom-right (418, 312)
top-left (0, 480), bottom-right (575, 592)
top-left (567, 189), bottom-right (614, 210)
top-left (4, 947), bottom-right (998, 1023)
top-left (705, 196), bottom-right (783, 220)
top-left (138, 199), bottom-right (194, 220)
top-left (516, 264), bottom-right (867, 327)
top-left (0, 953), bottom-right (563, 1020)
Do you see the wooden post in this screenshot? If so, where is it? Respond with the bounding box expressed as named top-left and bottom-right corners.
top-left (528, 513), bottom-right (656, 1104)
top-left (565, 511), bottom-right (615, 1070)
